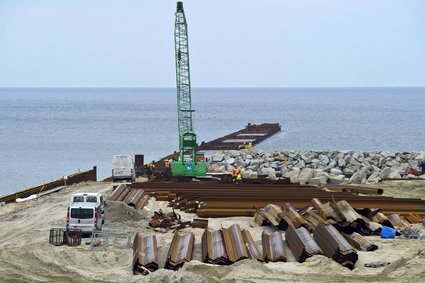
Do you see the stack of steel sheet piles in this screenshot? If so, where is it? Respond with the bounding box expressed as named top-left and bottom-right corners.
top-left (165, 232), bottom-right (195, 270)
top-left (108, 184), bottom-right (129, 201)
top-left (342, 232), bottom-right (378, 251)
top-left (254, 204), bottom-right (286, 229)
top-left (313, 223), bottom-right (358, 270)
top-left (282, 203), bottom-right (310, 231)
top-left (329, 200), bottom-right (372, 235)
top-left (202, 229), bottom-right (229, 264)
top-left (387, 214), bottom-right (408, 228)
top-left (129, 182), bottom-right (425, 217)
top-left (286, 225), bottom-right (323, 263)
top-left (221, 224), bottom-right (249, 263)
top-left (132, 233), bottom-right (158, 275)
top-left (261, 231), bottom-right (287, 262)
top-left (107, 184), bottom-right (149, 210)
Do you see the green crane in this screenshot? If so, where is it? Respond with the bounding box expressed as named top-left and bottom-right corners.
top-left (171, 1), bottom-right (206, 177)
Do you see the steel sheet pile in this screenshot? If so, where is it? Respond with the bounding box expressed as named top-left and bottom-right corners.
top-left (133, 233), bottom-right (158, 275)
top-left (107, 184), bottom-right (149, 209)
top-left (165, 232), bottom-right (195, 270)
top-left (285, 225), bottom-right (323, 262)
top-left (313, 223), bottom-right (358, 270)
top-left (262, 231), bottom-right (287, 262)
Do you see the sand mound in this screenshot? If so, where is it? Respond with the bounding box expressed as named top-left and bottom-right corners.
top-left (105, 201), bottom-right (148, 223)
top-left (140, 268), bottom-right (207, 283)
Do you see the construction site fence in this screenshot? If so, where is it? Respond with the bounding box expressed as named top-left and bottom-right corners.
top-left (0, 166), bottom-right (97, 204)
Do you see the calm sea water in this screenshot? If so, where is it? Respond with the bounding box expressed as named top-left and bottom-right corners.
top-left (0, 87), bottom-right (424, 195)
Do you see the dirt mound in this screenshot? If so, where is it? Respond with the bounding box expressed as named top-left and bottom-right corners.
top-left (105, 201), bottom-right (148, 223)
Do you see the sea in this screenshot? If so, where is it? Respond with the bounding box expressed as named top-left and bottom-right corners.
top-left (0, 87), bottom-right (424, 196)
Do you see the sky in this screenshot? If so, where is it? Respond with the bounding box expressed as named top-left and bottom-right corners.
top-left (1, 0), bottom-right (424, 88)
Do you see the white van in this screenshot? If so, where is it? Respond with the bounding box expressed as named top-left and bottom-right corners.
top-left (67, 202), bottom-right (104, 234)
top-left (112, 155), bottom-right (135, 182)
top-left (70, 193), bottom-right (104, 207)
top-left (69, 193), bottom-right (105, 225)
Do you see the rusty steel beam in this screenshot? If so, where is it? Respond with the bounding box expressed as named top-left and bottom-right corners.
top-left (387, 214), bottom-right (408, 228)
top-left (310, 198), bottom-right (336, 220)
top-left (242, 230), bottom-right (263, 261)
top-left (261, 231), bottom-right (287, 262)
top-left (192, 219), bottom-right (208, 228)
top-left (133, 233), bottom-right (158, 275)
top-left (342, 232), bottom-right (378, 251)
top-left (286, 225), bottom-right (323, 263)
top-left (282, 203), bottom-right (309, 231)
top-left (165, 232), bottom-right (195, 270)
top-left (108, 184), bottom-right (127, 201)
top-left (313, 223), bottom-right (358, 270)
top-left (221, 224), bottom-right (248, 263)
top-left (326, 185), bottom-right (384, 195)
top-left (202, 229), bottom-right (228, 264)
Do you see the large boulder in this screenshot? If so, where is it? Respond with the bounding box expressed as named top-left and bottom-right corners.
top-left (298, 168), bottom-right (315, 185)
top-left (225, 158), bottom-right (235, 165)
top-left (212, 153), bottom-right (225, 162)
top-left (330, 168), bottom-right (343, 174)
top-left (319, 154), bottom-right (330, 165)
top-left (294, 160), bottom-right (306, 169)
top-left (379, 167), bottom-right (392, 179)
top-left (414, 152), bottom-right (425, 160)
top-left (367, 172), bottom-right (381, 183)
top-left (286, 169), bottom-right (301, 183)
top-left (387, 169), bottom-right (401, 179)
top-left (309, 176), bottom-right (328, 186)
top-left (249, 172), bottom-right (258, 179)
top-left (328, 174), bottom-right (345, 185)
top-left (267, 168), bottom-right (278, 181)
top-left (349, 170), bottom-right (367, 184)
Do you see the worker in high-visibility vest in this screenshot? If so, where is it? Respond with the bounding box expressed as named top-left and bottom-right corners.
top-left (248, 142), bottom-right (253, 150)
top-left (235, 173), bottom-right (243, 185)
top-left (164, 160), bottom-right (170, 168)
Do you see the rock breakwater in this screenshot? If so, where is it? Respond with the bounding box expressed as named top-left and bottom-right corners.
top-left (207, 150), bottom-right (425, 185)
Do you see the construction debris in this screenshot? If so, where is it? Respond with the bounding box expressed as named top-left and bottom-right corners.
top-left (191, 218), bottom-right (208, 228)
top-left (285, 225), bottom-right (323, 262)
top-left (165, 232), bottom-right (195, 270)
top-left (313, 223), bottom-right (358, 270)
top-left (364, 261), bottom-right (391, 268)
top-left (148, 209), bottom-right (190, 230)
top-left (399, 228), bottom-right (423, 239)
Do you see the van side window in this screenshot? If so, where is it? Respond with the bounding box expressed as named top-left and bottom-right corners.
top-left (73, 196), bottom-right (84, 202)
top-left (86, 196), bottom-right (97, 203)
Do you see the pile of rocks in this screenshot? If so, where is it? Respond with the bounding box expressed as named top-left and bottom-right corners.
top-left (207, 150), bottom-right (425, 185)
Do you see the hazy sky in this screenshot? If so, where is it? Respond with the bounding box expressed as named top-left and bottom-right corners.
top-left (1, 0), bottom-right (424, 87)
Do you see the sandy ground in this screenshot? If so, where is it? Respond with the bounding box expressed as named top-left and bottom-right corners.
top-left (0, 181), bottom-right (424, 283)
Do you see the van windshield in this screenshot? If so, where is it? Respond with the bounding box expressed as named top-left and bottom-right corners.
top-left (86, 196), bottom-right (97, 203)
top-left (70, 208), bottom-right (94, 219)
top-left (73, 196), bottom-right (84, 202)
